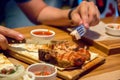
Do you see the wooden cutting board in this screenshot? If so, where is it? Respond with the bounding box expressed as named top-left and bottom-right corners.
top-left (7, 44), bottom-right (105, 80)
top-left (82, 21), bottom-right (120, 55)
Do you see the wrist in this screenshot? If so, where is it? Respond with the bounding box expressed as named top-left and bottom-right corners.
top-left (68, 9), bottom-right (74, 20)
top-left (68, 9), bottom-right (78, 27)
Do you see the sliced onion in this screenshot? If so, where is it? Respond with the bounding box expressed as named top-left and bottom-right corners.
top-left (0, 65), bottom-right (25, 80)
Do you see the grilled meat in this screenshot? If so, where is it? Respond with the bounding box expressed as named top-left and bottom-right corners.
top-left (38, 41), bottom-right (90, 68)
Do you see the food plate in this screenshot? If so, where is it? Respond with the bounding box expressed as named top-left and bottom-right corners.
top-left (7, 41), bottom-right (105, 80)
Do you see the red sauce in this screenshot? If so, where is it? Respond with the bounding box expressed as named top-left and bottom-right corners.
top-left (33, 31), bottom-right (53, 36)
top-left (34, 71), bottom-right (51, 76)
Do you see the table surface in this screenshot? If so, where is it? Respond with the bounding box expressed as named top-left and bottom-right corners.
top-left (6, 17), bottom-right (120, 80)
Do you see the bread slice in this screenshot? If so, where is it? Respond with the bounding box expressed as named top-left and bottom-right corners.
top-left (0, 54), bottom-right (14, 71)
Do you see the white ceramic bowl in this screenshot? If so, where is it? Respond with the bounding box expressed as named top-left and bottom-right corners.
top-left (105, 23), bottom-right (120, 36)
top-left (26, 63), bottom-right (57, 80)
top-left (30, 29), bottom-right (55, 44)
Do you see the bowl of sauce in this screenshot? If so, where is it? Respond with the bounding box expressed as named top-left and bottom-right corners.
top-left (105, 23), bottom-right (120, 36)
top-left (30, 29), bottom-right (55, 44)
top-left (26, 63), bottom-right (57, 80)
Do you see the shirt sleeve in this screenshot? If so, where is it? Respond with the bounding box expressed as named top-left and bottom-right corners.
top-left (15, 0), bottom-right (31, 3)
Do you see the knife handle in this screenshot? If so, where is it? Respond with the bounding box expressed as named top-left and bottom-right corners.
top-left (6, 37), bottom-right (26, 44)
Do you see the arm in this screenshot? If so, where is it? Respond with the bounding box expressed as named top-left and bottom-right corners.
top-left (17, 0), bottom-right (100, 28)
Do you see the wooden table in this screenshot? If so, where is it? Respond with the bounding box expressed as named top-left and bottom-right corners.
top-left (6, 17), bottom-right (120, 80)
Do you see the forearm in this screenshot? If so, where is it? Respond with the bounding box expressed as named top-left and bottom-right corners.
top-left (37, 6), bottom-right (72, 27)
top-left (18, 0), bottom-right (99, 28)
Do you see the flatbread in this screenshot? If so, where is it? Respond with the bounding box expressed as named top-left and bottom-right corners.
top-left (0, 54), bottom-right (14, 71)
top-left (8, 43), bottom-right (46, 60)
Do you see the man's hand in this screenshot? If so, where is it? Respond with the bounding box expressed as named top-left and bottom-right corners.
top-left (0, 26), bottom-right (25, 50)
top-left (70, 1), bottom-right (100, 28)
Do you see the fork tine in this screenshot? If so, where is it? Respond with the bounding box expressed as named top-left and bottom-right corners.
top-left (77, 25), bottom-right (86, 36)
top-left (70, 25), bottom-right (86, 40)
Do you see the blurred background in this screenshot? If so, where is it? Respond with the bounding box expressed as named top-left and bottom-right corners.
top-left (44, 0), bottom-right (119, 18)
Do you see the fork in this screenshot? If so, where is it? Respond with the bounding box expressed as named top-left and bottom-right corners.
top-left (68, 25), bottom-right (86, 40)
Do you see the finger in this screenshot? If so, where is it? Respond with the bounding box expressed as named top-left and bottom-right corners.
top-left (0, 26), bottom-right (25, 40)
top-left (0, 34), bottom-right (8, 50)
top-left (88, 2), bottom-right (97, 25)
top-left (71, 11), bottom-right (83, 26)
top-left (79, 1), bottom-right (89, 28)
top-left (90, 8), bottom-right (100, 26)
top-left (94, 6), bottom-right (100, 25)
top-left (88, 2), bottom-right (100, 26)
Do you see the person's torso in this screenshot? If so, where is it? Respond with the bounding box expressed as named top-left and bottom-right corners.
top-left (0, 0), bottom-right (10, 22)
top-left (0, 0), bottom-right (30, 23)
